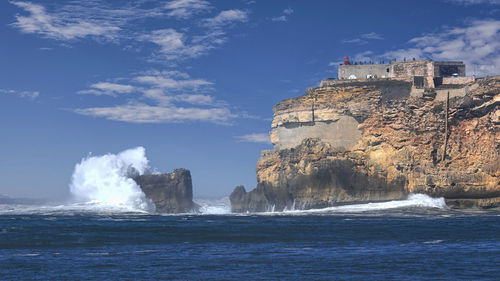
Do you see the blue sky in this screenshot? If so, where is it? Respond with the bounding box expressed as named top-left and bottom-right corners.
top-left (0, 0), bottom-right (499, 200)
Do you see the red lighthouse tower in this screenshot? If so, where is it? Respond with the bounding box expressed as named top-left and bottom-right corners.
top-left (343, 56), bottom-right (351, 65)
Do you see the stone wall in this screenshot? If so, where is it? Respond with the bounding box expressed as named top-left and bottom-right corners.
top-left (390, 60), bottom-right (440, 88)
top-left (442, 76), bottom-right (475, 85)
top-left (338, 64), bottom-right (391, 80)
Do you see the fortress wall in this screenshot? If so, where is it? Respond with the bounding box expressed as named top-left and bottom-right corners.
top-left (338, 64), bottom-right (391, 80)
top-left (442, 76), bottom-right (475, 85)
top-left (271, 116), bottom-right (362, 150)
top-left (391, 60), bottom-right (435, 88)
top-left (391, 61), bottom-right (431, 80)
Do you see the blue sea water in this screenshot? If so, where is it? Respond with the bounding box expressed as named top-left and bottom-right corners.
top-left (1, 203), bottom-right (499, 280)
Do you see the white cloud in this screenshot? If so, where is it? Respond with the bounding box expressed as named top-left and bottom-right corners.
top-left (0, 89), bottom-right (39, 100)
top-left (341, 32), bottom-right (383, 44)
top-left (140, 29), bottom-right (198, 60)
top-left (271, 15), bottom-right (287, 22)
top-left (75, 103), bottom-right (234, 124)
top-left (141, 28), bottom-right (229, 62)
top-left (382, 19), bottom-right (500, 76)
top-left (75, 70), bottom-right (235, 124)
top-left (448, 0), bottom-right (500, 5)
top-left (9, 2), bottom-right (252, 125)
top-left (173, 94), bottom-right (215, 105)
top-left (11, 1), bottom-right (120, 41)
top-left (164, 0), bottom-right (211, 19)
top-left (271, 7), bottom-right (294, 22)
top-left (92, 82), bottom-right (134, 93)
top-left (361, 32), bottom-right (383, 40)
top-left (134, 71), bottom-right (213, 91)
top-left (10, 2), bottom-right (248, 64)
top-left (341, 38), bottom-right (366, 44)
top-left (10, 1), bottom-right (214, 42)
top-left (203, 10), bottom-right (248, 28)
top-left (78, 82), bottom-right (135, 96)
top-left (283, 8), bottom-right (294, 15)
top-left (235, 133), bottom-right (271, 144)
top-left (338, 20), bottom-right (500, 76)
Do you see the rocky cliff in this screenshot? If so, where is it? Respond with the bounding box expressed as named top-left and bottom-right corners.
top-left (134, 168), bottom-right (197, 213)
top-left (231, 77), bottom-right (500, 212)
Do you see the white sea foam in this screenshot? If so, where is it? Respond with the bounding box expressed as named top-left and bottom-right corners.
top-left (69, 147), bottom-right (154, 212)
top-left (281, 194), bottom-right (448, 214)
top-left (195, 197), bottom-right (231, 215)
top-left (423, 240), bottom-right (444, 244)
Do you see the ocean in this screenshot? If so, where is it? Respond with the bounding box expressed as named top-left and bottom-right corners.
top-left (1, 197), bottom-right (499, 280)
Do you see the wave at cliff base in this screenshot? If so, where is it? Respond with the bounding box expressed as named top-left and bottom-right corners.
top-left (69, 147), bottom-right (155, 212)
top-left (281, 194), bottom-right (448, 214)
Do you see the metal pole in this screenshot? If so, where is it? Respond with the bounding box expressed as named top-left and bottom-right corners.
top-left (442, 91), bottom-right (450, 162)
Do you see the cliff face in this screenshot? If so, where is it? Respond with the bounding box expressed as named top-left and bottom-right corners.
top-left (134, 168), bottom-right (197, 213)
top-left (231, 77), bottom-right (500, 212)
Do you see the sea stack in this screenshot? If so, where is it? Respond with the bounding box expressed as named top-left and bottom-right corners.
top-left (231, 60), bottom-right (500, 212)
top-left (134, 168), bottom-right (197, 213)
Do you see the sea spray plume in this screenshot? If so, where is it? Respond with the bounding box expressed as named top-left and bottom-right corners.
top-left (69, 147), bottom-right (155, 212)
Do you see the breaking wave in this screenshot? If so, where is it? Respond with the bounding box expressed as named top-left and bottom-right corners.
top-left (69, 147), bottom-right (155, 212)
top-left (281, 194), bottom-right (448, 214)
top-left (195, 198), bottom-right (231, 215)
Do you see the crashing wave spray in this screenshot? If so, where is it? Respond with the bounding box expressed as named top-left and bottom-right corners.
top-left (69, 147), bottom-right (155, 212)
top-left (282, 194), bottom-right (448, 214)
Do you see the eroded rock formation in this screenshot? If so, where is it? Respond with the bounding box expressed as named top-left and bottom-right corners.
top-left (134, 168), bottom-right (197, 213)
top-left (231, 77), bottom-right (500, 212)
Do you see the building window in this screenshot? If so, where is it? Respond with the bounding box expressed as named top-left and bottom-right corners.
top-left (386, 68), bottom-right (390, 72)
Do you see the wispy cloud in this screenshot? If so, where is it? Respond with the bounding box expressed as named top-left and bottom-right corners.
top-left (341, 38), bottom-right (366, 45)
top-left (283, 8), bottom-right (294, 15)
top-left (341, 32), bottom-right (383, 45)
top-left (164, 0), bottom-right (211, 19)
top-left (92, 82), bottom-right (135, 94)
top-left (337, 20), bottom-right (500, 77)
top-left (0, 88), bottom-right (39, 100)
top-left (381, 19), bottom-right (500, 76)
top-left (172, 94), bottom-right (216, 105)
top-left (271, 7), bottom-right (294, 22)
top-left (141, 9), bottom-right (247, 63)
top-left (76, 103), bottom-right (234, 124)
top-left (11, 1), bottom-right (122, 41)
top-left (75, 70), bottom-right (235, 124)
top-left (140, 28), bottom-right (224, 61)
top-left (447, 0), bottom-right (500, 5)
top-left (271, 15), bottom-right (287, 22)
top-left (134, 70), bottom-right (213, 91)
top-left (235, 133), bottom-right (271, 144)
top-left (10, 2), bottom-right (249, 64)
top-left (9, 1), bottom-right (252, 125)
top-left (361, 32), bottom-right (383, 40)
top-left (203, 9), bottom-right (248, 28)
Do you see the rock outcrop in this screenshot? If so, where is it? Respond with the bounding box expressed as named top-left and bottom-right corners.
top-left (231, 77), bottom-right (500, 212)
top-left (134, 168), bottom-right (197, 213)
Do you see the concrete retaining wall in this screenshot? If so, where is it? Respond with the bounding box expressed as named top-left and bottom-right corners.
top-left (271, 116), bottom-right (361, 150)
